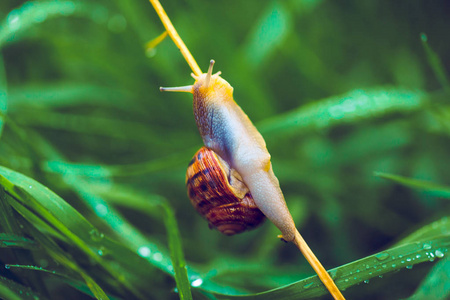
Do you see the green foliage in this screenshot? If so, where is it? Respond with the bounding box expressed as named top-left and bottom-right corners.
top-left (0, 0), bottom-right (449, 299)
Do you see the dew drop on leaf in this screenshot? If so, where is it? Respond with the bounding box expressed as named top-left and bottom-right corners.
top-left (89, 229), bottom-right (104, 241)
top-left (423, 243), bottom-right (432, 250)
top-left (152, 252), bottom-right (163, 262)
top-left (191, 278), bottom-right (203, 287)
top-left (138, 246), bottom-right (151, 257)
top-left (375, 252), bottom-right (389, 261)
top-left (435, 250), bottom-right (444, 258)
top-left (303, 282), bottom-right (314, 289)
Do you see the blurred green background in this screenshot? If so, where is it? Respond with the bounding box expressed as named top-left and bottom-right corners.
top-left (0, 0), bottom-right (449, 299)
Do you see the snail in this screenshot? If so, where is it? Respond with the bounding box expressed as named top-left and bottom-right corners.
top-left (186, 146), bottom-right (265, 235)
top-left (149, 0), bottom-right (345, 298)
top-left (162, 60), bottom-right (298, 242)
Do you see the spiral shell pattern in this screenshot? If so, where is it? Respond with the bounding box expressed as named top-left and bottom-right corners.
top-left (186, 147), bottom-right (265, 235)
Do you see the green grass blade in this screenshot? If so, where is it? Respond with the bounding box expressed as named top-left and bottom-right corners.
top-left (90, 183), bottom-right (245, 295)
top-left (0, 233), bottom-right (37, 249)
top-left (395, 218), bottom-right (450, 246)
top-left (0, 276), bottom-right (44, 300)
top-left (244, 1), bottom-right (290, 68)
top-left (0, 166), bottom-right (151, 299)
top-left (17, 217), bottom-right (111, 300)
top-left (375, 172), bottom-right (450, 198)
top-left (161, 203), bottom-right (193, 300)
top-left (0, 54), bottom-right (7, 138)
top-left (8, 83), bottom-right (130, 109)
top-left (0, 1), bottom-right (110, 48)
top-left (258, 88), bottom-right (425, 136)
top-left (43, 146), bottom-right (196, 177)
top-left (207, 217), bottom-right (450, 299)
top-left (83, 182), bottom-right (193, 299)
top-left (406, 256), bottom-right (450, 300)
top-left (0, 187), bottom-right (22, 234)
top-left (420, 33), bottom-right (450, 93)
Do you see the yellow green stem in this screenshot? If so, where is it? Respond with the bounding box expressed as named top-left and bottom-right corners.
top-left (148, 0), bottom-right (202, 76)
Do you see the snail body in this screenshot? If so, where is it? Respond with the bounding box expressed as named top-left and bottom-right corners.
top-left (163, 61), bottom-right (297, 241)
top-left (186, 146), bottom-right (265, 235)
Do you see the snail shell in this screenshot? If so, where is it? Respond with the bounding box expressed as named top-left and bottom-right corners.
top-left (186, 147), bottom-right (265, 235)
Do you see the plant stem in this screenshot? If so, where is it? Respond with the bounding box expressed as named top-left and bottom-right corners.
top-left (293, 229), bottom-right (345, 300)
top-left (148, 0), bottom-right (202, 76)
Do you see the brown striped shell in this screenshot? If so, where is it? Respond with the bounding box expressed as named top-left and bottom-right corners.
top-left (186, 146), bottom-right (265, 235)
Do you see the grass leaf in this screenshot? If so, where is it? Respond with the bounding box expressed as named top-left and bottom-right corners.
top-left (420, 33), bottom-right (450, 93)
top-left (0, 276), bottom-right (43, 300)
top-left (0, 1), bottom-right (110, 48)
top-left (258, 88), bottom-right (425, 136)
top-left (209, 217), bottom-right (449, 299)
top-left (0, 233), bottom-right (37, 249)
top-left (161, 202), bottom-right (193, 300)
top-left (407, 256), bottom-right (450, 300)
top-left (375, 172), bottom-right (450, 198)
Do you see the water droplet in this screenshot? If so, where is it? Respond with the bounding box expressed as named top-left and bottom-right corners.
top-left (392, 264), bottom-right (396, 268)
top-left (423, 243), bottom-right (432, 250)
top-left (382, 264), bottom-right (387, 268)
top-left (375, 252), bottom-right (390, 261)
top-left (138, 246), bottom-right (151, 258)
top-left (398, 255), bottom-right (403, 259)
top-left (5, 264), bottom-right (10, 269)
top-left (435, 250), bottom-right (444, 258)
top-left (406, 258), bottom-right (411, 262)
top-left (366, 265), bottom-right (370, 269)
top-left (95, 203), bottom-right (108, 216)
top-left (378, 275), bottom-right (383, 279)
top-left (401, 260), bottom-right (405, 264)
top-left (356, 269), bottom-right (360, 273)
top-left (191, 278), bottom-right (203, 287)
top-left (153, 252), bottom-right (163, 262)
top-left (303, 282), bottom-right (314, 289)
top-left (363, 280), bottom-right (370, 284)
top-left (7, 10), bottom-right (21, 31)
top-left (406, 265), bottom-right (413, 269)
top-left (416, 254), bottom-right (421, 259)
top-left (89, 229), bottom-right (104, 241)
top-left (344, 279), bottom-right (349, 282)
top-left (29, 185), bottom-right (33, 189)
